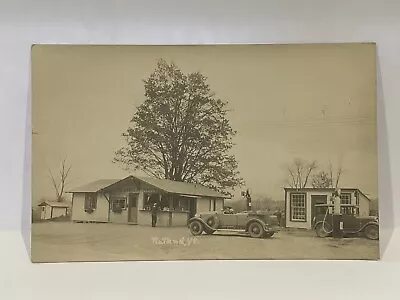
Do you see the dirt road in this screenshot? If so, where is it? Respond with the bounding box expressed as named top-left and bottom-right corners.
top-left (31, 222), bottom-right (380, 263)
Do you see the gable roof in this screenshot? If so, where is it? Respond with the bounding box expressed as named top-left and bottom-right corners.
top-left (38, 201), bottom-right (71, 208)
top-left (283, 187), bottom-right (371, 201)
top-left (67, 175), bottom-right (228, 198)
top-left (67, 179), bottom-right (121, 193)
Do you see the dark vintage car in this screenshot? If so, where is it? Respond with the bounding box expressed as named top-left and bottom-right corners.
top-left (187, 209), bottom-right (280, 238)
top-left (312, 204), bottom-right (379, 240)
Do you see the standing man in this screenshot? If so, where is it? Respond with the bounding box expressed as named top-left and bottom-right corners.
top-left (274, 208), bottom-right (282, 226)
top-left (151, 202), bottom-right (158, 227)
top-left (332, 189), bottom-right (343, 238)
top-left (245, 189), bottom-right (252, 211)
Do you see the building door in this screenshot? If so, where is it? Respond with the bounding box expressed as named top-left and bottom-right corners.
top-left (128, 193), bottom-right (138, 224)
top-left (311, 195), bottom-right (328, 223)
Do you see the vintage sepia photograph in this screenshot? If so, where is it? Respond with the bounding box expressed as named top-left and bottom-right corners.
top-left (31, 43), bottom-right (379, 262)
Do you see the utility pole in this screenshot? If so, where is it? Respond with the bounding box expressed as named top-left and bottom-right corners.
top-left (332, 189), bottom-right (343, 238)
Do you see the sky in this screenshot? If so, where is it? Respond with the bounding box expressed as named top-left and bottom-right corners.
top-left (31, 43), bottom-right (377, 205)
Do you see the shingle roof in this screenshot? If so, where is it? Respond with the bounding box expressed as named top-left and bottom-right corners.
top-left (67, 176), bottom-right (228, 198)
top-left (38, 201), bottom-right (71, 208)
top-left (134, 176), bottom-right (227, 198)
top-left (67, 179), bottom-right (121, 193)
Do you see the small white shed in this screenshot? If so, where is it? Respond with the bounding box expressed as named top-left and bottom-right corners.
top-left (38, 201), bottom-right (70, 220)
top-left (284, 187), bottom-right (371, 229)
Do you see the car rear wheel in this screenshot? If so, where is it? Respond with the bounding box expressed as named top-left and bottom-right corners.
top-left (364, 224), bottom-right (379, 240)
top-left (189, 220), bottom-right (204, 236)
top-left (315, 222), bottom-right (332, 238)
top-left (248, 222), bottom-right (265, 238)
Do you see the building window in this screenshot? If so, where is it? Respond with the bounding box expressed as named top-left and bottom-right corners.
top-left (110, 197), bottom-right (127, 213)
top-left (290, 193), bottom-right (306, 222)
top-left (143, 193), bottom-right (160, 210)
top-left (84, 193), bottom-right (97, 211)
top-left (340, 193), bottom-right (351, 204)
top-left (340, 193), bottom-right (352, 215)
top-left (173, 196), bottom-right (189, 211)
top-left (143, 193), bottom-right (174, 211)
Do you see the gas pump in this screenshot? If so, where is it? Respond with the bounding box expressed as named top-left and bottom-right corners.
top-left (331, 189), bottom-right (343, 238)
top-left (241, 189), bottom-right (252, 211)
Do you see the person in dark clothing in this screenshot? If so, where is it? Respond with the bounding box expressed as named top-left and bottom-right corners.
top-left (151, 203), bottom-right (158, 227)
top-left (275, 210), bottom-right (282, 226)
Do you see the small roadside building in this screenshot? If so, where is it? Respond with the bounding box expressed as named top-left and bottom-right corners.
top-left (67, 175), bottom-right (227, 226)
top-left (284, 187), bottom-right (372, 229)
top-left (38, 201), bottom-right (70, 220)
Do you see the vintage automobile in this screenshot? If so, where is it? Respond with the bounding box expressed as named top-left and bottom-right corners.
top-left (312, 204), bottom-right (379, 240)
top-left (187, 208), bottom-right (280, 238)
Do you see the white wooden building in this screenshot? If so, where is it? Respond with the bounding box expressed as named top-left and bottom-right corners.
top-left (38, 201), bottom-right (70, 220)
top-left (284, 187), bottom-right (372, 229)
top-left (67, 175), bottom-right (227, 226)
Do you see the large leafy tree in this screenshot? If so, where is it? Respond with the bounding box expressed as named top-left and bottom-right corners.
top-left (114, 59), bottom-right (244, 195)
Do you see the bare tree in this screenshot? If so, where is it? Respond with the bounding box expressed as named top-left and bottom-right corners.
top-left (330, 160), bottom-right (343, 189)
top-left (48, 157), bottom-right (72, 202)
top-left (286, 158), bottom-right (318, 188)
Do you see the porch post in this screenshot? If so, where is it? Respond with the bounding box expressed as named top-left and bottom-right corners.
top-left (168, 194), bottom-right (173, 227)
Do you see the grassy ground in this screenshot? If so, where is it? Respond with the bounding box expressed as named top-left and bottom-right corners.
top-left (31, 222), bottom-right (380, 263)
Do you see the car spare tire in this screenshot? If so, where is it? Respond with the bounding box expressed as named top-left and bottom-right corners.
top-left (205, 215), bottom-right (219, 230)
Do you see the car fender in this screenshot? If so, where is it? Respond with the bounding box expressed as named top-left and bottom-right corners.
top-left (359, 221), bottom-right (379, 232)
top-left (187, 217), bottom-right (206, 227)
top-left (245, 218), bottom-right (267, 231)
top-left (188, 217), bottom-right (219, 231)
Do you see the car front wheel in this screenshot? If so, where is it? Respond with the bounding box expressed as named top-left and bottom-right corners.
top-left (248, 222), bottom-right (265, 238)
top-left (315, 222), bottom-right (332, 238)
top-left (189, 220), bottom-right (204, 236)
top-left (364, 224), bottom-right (379, 240)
